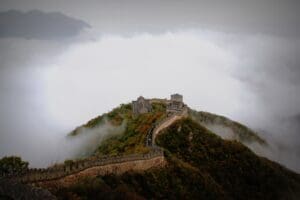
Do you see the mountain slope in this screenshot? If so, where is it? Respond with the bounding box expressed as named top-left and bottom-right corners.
top-left (70, 102), bottom-right (266, 158)
top-left (53, 115), bottom-right (300, 199)
top-left (70, 102), bottom-right (166, 156)
top-left (189, 109), bottom-right (266, 144)
top-left (3, 100), bottom-right (299, 199)
top-left (156, 118), bottom-right (300, 199)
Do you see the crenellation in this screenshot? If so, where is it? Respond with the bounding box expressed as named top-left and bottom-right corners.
top-left (8, 149), bottom-right (164, 184)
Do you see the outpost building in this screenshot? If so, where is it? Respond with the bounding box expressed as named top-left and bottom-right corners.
top-left (132, 96), bottom-right (152, 116)
top-left (166, 93), bottom-right (184, 114)
top-left (132, 94), bottom-right (185, 115)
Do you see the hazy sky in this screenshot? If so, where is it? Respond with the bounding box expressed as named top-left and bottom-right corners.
top-left (0, 0), bottom-right (299, 171)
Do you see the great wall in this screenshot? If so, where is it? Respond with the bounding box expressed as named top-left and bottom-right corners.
top-left (9, 149), bottom-right (164, 184)
top-left (1, 94), bottom-right (188, 188)
top-left (145, 106), bottom-right (188, 147)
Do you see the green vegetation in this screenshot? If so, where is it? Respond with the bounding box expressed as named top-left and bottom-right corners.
top-left (54, 118), bottom-right (300, 200)
top-left (4, 101), bottom-right (300, 199)
top-left (156, 118), bottom-right (300, 199)
top-left (56, 155), bottom-right (225, 200)
top-left (70, 102), bottom-right (167, 156)
top-left (96, 103), bottom-right (166, 156)
top-left (0, 156), bottom-right (29, 176)
top-left (189, 109), bottom-right (266, 144)
top-left (70, 103), bottom-right (133, 136)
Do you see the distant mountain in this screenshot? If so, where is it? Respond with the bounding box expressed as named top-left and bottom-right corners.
top-left (0, 10), bottom-right (90, 40)
top-left (189, 110), bottom-right (266, 145)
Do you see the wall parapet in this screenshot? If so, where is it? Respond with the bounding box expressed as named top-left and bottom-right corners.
top-left (146, 106), bottom-right (188, 147)
top-left (7, 148), bottom-right (163, 183)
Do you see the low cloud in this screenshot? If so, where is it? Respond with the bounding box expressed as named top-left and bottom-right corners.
top-left (0, 117), bottom-right (126, 168)
top-left (66, 119), bottom-right (126, 159)
top-left (0, 10), bottom-right (90, 40)
top-left (0, 30), bottom-right (299, 172)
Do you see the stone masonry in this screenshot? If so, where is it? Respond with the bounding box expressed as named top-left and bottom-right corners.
top-left (132, 96), bottom-right (152, 115)
top-left (166, 93), bottom-right (185, 113)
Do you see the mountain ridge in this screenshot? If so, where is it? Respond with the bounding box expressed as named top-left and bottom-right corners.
top-left (1, 97), bottom-right (300, 199)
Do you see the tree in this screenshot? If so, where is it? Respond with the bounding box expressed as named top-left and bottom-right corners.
top-left (0, 156), bottom-right (29, 176)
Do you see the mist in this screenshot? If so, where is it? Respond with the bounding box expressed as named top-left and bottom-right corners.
top-left (0, 1), bottom-right (299, 173)
top-left (0, 113), bottom-right (126, 168)
top-left (1, 31), bottom-right (300, 172)
top-left (1, 30), bottom-right (299, 172)
top-left (67, 118), bottom-right (126, 159)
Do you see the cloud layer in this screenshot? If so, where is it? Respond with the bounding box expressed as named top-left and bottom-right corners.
top-left (1, 0), bottom-right (299, 38)
top-left (0, 10), bottom-right (90, 40)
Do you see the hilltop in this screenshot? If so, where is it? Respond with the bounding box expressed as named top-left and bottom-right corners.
top-left (54, 95), bottom-right (299, 199)
top-left (69, 96), bottom-right (266, 157)
top-left (1, 95), bottom-right (300, 199)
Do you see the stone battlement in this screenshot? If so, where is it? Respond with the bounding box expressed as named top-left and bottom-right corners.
top-left (6, 148), bottom-right (163, 183)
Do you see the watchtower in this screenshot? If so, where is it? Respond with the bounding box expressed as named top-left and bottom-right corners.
top-left (167, 93), bottom-right (184, 113)
top-left (132, 96), bottom-right (152, 115)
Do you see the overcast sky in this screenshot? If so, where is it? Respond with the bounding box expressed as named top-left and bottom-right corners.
top-left (0, 0), bottom-right (299, 171)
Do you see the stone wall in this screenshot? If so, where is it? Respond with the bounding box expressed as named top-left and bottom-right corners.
top-left (166, 94), bottom-right (185, 113)
top-left (171, 94), bottom-right (183, 102)
top-left (149, 98), bottom-right (170, 104)
top-left (9, 149), bottom-right (164, 184)
top-left (154, 107), bottom-right (187, 142)
top-left (37, 156), bottom-right (165, 189)
top-left (132, 96), bottom-right (152, 115)
top-left (2, 100), bottom-right (188, 187)
top-left (146, 106), bottom-right (188, 146)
